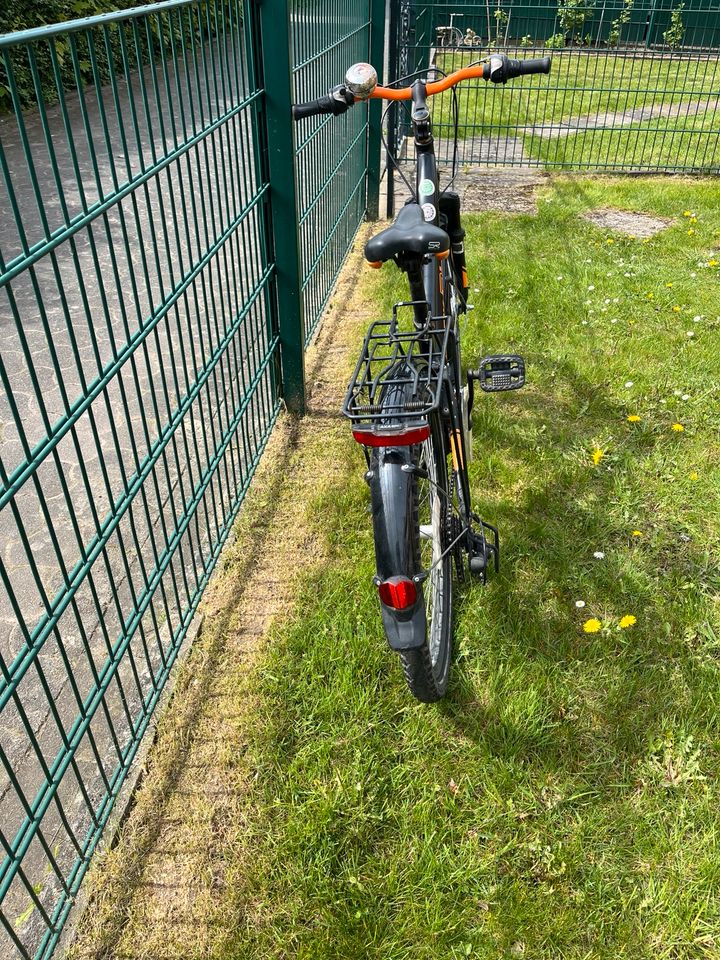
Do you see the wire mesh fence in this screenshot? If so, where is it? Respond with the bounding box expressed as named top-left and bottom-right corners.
top-left (0, 0), bottom-right (378, 957)
top-left (387, 0), bottom-right (720, 204)
top-left (291, 0), bottom-right (374, 342)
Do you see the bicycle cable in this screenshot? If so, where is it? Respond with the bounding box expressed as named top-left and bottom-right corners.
top-left (439, 83), bottom-right (461, 195)
top-left (381, 101), bottom-right (416, 200)
top-left (380, 65), bottom-right (451, 202)
top-left (382, 58), bottom-right (491, 203)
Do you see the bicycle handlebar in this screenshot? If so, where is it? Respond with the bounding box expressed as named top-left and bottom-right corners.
top-left (371, 55), bottom-right (551, 100)
top-left (292, 54), bottom-right (551, 119)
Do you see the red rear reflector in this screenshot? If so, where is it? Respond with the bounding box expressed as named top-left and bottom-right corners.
top-left (378, 576), bottom-right (417, 610)
top-left (352, 425), bottom-right (430, 447)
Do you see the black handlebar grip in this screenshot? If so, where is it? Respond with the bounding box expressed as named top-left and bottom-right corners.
top-left (292, 94), bottom-right (336, 120)
top-left (484, 55), bottom-right (552, 83)
top-left (514, 56), bottom-right (552, 76)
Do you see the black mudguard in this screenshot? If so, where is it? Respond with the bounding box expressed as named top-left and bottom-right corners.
top-left (368, 446), bottom-right (427, 650)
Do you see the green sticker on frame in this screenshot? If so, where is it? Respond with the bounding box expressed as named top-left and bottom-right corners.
top-left (419, 178), bottom-right (434, 196)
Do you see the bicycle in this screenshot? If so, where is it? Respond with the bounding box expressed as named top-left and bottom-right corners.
top-left (292, 54), bottom-right (551, 701)
top-left (436, 13), bottom-right (464, 48)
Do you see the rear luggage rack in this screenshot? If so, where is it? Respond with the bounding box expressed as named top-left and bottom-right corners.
top-left (342, 302), bottom-right (451, 434)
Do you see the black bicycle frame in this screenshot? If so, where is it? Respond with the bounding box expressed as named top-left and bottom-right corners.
top-left (409, 79), bottom-right (473, 524)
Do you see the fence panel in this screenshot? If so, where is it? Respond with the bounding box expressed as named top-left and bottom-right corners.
top-left (0, 2), bottom-right (281, 957)
top-left (388, 0), bottom-right (720, 201)
top-left (291, 0), bottom-right (374, 342)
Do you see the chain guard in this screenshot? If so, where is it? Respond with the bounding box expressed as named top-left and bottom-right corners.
top-left (445, 472), bottom-right (466, 582)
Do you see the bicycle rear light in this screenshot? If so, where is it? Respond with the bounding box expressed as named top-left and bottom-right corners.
top-left (378, 576), bottom-right (417, 610)
top-left (352, 425), bottom-right (430, 447)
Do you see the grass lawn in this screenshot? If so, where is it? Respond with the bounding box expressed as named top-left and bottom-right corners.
top-left (527, 108), bottom-right (720, 171)
top-left (72, 177), bottom-right (720, 959)
top-left (430, 50), bottom-right (720, 170)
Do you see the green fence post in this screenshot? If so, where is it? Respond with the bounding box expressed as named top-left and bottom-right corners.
top-left (366, 0), bottom-right (386, 220)
top-left (646, 0), bottom-right (658, 47)
top-left (256, 0), bottom-right (306, 415)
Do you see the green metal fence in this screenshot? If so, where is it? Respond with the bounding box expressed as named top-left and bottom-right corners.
top-left (291, 0), bottom-right (379, 343)
top-left (387, 0), bottom-right (720, 212)
top-left (407, 0), bottom-right (720, 49)
top-left (0, 1), bottom-right (380, 957)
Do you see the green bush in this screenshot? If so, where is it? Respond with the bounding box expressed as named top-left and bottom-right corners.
top-left (608, 0), bottom-right (634, 47)
top-left (0, 0), bottom-right (215, 113)
top-left (0, 0), bottom-right (138, 36)
top-left (663, 2), bottom-right (685, 49)
top-left (545, 32), bottom-right (566, 48)
top-left (557, 0), bottom-right (595, 43)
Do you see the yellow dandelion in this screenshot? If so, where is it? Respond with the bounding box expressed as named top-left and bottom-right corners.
top-left (583, 618), bottom-right (602, 634)
top-left (632, 530), bottom-right (643, 537)
top-left (591, 447), bottom-right (604, 465)
top-left (627, 414), bottom-right (641, 422)
top-left (690, 471), bottom-right (699, 481)
top-left (646, 292), bottom-right (655, 299)
top-left (619, 615), bottom-right (637, 629)
top-left (642, 238), bottom-right (651, 244)
top-left (606, 238), bottom-right (615, 244)
top-left (683, 211), bottom-right (692, 217)
top-left (672, 305), bottom-right (681, 313)
top-left (687, 229), bottom-right (696, 236)
top-left (708, 259), bottom-right (718, 267)
top-left (665, 282), bottom-right (674, 288)
top-left (671, 423), bottom-right (685, 432)
top-left (690, 217), bottom-right (698, 224)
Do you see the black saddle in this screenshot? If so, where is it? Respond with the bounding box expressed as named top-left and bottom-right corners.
top-left (365, 202), bottom-right (450, 264)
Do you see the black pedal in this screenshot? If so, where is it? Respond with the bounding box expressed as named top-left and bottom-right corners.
top-left (471, 355), bottom-right (525, 393)
top-left (468, 518), bottom-right (500, 584)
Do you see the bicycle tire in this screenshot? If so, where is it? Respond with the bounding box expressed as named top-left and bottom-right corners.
top-left (398, 411), bottom-right (453, 702)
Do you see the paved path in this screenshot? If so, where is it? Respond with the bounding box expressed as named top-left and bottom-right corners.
top-left (526, 96), bottom-right (720, 139)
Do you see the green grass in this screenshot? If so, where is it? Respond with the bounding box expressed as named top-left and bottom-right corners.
top-left (221, 178), bottom-right (720, 958)
top-left (430, 50), bottom-right (720, 169)
top-left (525, 109), bottom-right (720, 171)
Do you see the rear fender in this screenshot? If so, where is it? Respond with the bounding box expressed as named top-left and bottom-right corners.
top-left (368, 446), bottom-right (427, 650)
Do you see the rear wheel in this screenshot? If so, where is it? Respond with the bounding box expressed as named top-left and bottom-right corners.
top-left (399, 413), bottom-right (453, 702)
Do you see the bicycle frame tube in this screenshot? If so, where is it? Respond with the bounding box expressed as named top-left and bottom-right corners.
top-left (410, 80), bottom-right (473, 521)
top-left (410, 81), bottom-right (443, 317)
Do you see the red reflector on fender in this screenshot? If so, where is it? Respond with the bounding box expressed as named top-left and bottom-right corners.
top-left (378, 576), bottom-right (418, 610)
top-left (352, 425), bottom-right (430, 447)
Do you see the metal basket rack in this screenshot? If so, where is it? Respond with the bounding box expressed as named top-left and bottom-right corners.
top-left (342, 302), bottom-right (451, 433)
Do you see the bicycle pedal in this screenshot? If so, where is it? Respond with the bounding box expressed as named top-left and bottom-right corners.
top-left (471, 355), bottom-right (525, 393)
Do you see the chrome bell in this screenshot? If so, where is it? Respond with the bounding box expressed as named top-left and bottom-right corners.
top-left (344, 62), bottom-right (378, 100)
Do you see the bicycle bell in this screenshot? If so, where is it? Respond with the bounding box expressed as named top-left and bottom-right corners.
top-left (344, 63), bottom-right (378, 100)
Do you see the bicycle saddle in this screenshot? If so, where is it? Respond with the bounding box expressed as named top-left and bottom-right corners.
top-left (365, 202), bottom-right (450, 265)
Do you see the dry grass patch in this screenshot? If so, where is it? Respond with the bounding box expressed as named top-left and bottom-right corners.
top-left (581, 207), bottom-right (673, 238)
